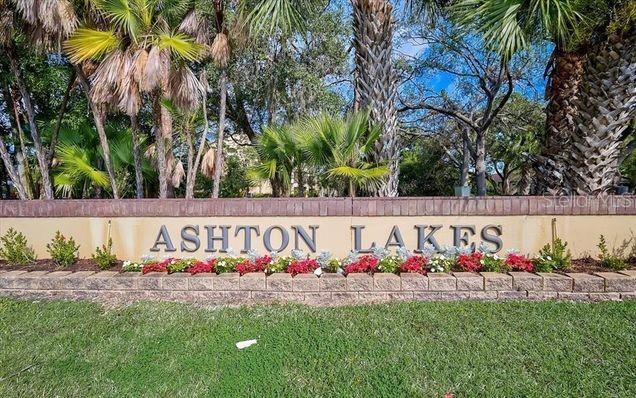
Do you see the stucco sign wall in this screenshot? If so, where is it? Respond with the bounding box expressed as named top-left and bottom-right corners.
top-left (0, 197), bottom-right (634, 259)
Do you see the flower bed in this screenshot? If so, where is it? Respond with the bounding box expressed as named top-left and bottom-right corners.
top-left (114, 244), bottom-right (627, 277)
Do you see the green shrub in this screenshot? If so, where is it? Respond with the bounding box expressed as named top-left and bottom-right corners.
top-left (326, 258), bottom-right (342, 272)
top-left (167, 258), bottom-right (196, 274)
top-left (598, 235), bottom-right (629, 271)
top-left (0, 228), bottom-right (37, 266)
top-left (377, 255), bottom-right (401, 273)
top-left (92, 238), bottom-right (117, 270)
top-left (214, 257), bottom-right (246, 273)
top-left (268, 256), bottom-right (293, 273)
top-left (480, 253), bottom-right (509, 273)
top-left (46, 231), bottom-right (79, 267)
top-left (429, 255), bottom-right (454, 273)
top-left (534, 238), bottom-right (571, 273)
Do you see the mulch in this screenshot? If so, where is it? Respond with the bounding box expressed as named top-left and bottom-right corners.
top-left (0, 259), bottom-right (122, 272)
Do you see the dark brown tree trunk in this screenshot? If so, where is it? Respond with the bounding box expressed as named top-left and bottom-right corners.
top-left (212, 69), bottom-right (228, 198)
top-left (130, 115), bottom-right (144, 198)
top-left (536, 49), bottom-right (587, 194)
top-left (475, 129), bottom-right (487, 196)
top-left (6, 42), bottom-right (53, 199)
top-left (460, 128), bottom-right (471, 187)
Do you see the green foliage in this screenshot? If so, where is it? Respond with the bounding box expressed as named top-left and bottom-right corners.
top-left (598, 235), bottom-right (630, 271)
top-left (249, 125), bottom-right (299, 196)
top-left (0, 228), bottom-right (37, 266)
top-left (268, 256), bottom-right (293, 273)
top-left (121, 260), bottom-right (142, 272)
top-left (453, 0), bottom-right (581, 60)
top-left (480, 253), bottom-right (508, 273)
top-left (429, 255), bottom-right (454, 273)
top-left (220, 156), bottom-right (253, 198)
top-left (167, 258), bottom-right (196, 274)
top-left (298, 111), bottom-right (388, 196)
top-left (92, 238), bottom-right (117, 270)
top-left (377, 256), bottom-right (401, 274)
top-left (326, 258), bottom-right (342, 272)
top-left (398, 140), bottom-right (458, 196)
top-left (214, 257), bottom-right (246, 273)
top-left (535, 238), bottom-right (572, 272)
top-left (46, 231), bottom-right (80, 267)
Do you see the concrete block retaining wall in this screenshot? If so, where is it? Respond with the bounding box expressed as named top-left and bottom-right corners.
top-left (1, 270), bottom-right (634, 306)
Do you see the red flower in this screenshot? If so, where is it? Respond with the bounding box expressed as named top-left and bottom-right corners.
top-left (141, 258), bottom-right (171, 274)
top-left (400, 255), bottom-right (428, 274)
top-left (457, 252), bottom-right (483, 272)
top-left (186, 259), bottom-right (216, 275)
top-left (286, 258), bottom-right (320, 276)
top-left (255, 255), bottom-right (272, 269)
top-left (344, 255), bottom-right (379, 274)
top-left (505, 253), bottom-right (534, 272)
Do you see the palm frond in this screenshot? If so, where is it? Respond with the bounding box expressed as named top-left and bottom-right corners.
top-left (64, 28), bottom-right (121, 63)
top-left (157, 31), bottom-right (202, 61)
top-left (96, 0), bottom-right (141, 38)
top-left (244, 0), bottom-right (310, 35)
top-left (54, 144), bottom-right (110, 194)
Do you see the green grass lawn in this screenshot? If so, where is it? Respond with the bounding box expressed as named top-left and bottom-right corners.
top-left (0, 299), bottom-right (635, 397)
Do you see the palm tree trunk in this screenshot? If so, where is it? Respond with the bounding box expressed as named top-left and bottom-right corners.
top-left (185, 126), bottom-right (195, 197)
top-left (130, 115), bottom-right (144, 198)
top-left (211, 69), bottom-right (228, 199)
top-left (153, 94), bottom-right (169, 199)
top-left (560, 33), bottom-right (636, 194)
top-left (7, 42), bottom-right (53, 199)
top-left (75, 68), bottom-right (120, 199)
top-left (0, 133), bottom-right (28, 200)
top-left (186, 90), bottom-right (210, 199)
top-left (475, 129), bottom-right (487, 196)
top-left (352, 0), bottom-right (400, 197)
top-left (535, 48), bottom-right (586, 194)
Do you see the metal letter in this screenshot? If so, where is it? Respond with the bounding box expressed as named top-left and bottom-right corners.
top-left (235, 225), bottom-right (260, 253)
top-left (204, 225), bottom-right (230, 253)
top-left (452, 225), bottom-right (476, 250)
top-left (150, 225), bottom-right (176, 252)
top-left (481, 225), bottom-right (503, 253)
top-left (263, 225), bottom-right (289, 252)
top-left (180, 225), bottom-right (200, 252)
top-left (292, 225), bottom-right (318, 252)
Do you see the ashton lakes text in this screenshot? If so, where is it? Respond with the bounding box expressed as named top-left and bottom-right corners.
top-left (150, 224), bottom-right (503, 254)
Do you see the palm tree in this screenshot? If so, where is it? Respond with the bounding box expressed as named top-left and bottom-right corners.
top-left (205, 0), bottom-right (313, 198)
top-left (454, 0), bottom-right (635, 193)
top-left (0, 0), bottom-right (78, 199)
top-left (64, 0), bottom-right (204, 198)
top-left (248, 125), bottom-right (299, 197)
top-left (52, 121), bottom-right (110, 198)
top-left (352, 0), bottom-right (400, 197)
top-left (299, 111), bottom-right (388, 197)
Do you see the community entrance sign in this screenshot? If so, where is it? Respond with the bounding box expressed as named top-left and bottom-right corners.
top-left (0, 196), bottom-right (634, 259)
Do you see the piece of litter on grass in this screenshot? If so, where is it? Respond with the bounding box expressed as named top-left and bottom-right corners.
top-left (236, 339), bottom-right (257, 349)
